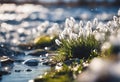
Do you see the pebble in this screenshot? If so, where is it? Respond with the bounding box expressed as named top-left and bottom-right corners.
top-left (15, 70), bottom-right (21, 72)
top-left (26, 69), bottom-right (32, 72)
top-left (23, 59), bottom-right (39, 66)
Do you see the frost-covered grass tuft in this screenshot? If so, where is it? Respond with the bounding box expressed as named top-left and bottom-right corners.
top-left (54, 9), bottom-right (120, 62)
top-left (56, 35), bottom-right (101, 61)
top-left (34, 9), bottom-right (120, 82)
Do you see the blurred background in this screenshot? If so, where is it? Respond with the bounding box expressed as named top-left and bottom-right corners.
top-left (0, 0), bottom-right (120, 44)
top-left (0, 0), bottom-right (120, 6)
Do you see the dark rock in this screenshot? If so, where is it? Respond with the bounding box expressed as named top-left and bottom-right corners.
top-left (26, 69), bottom-right (32, 72)
top-left (42, 61), bottom-right (49, 65)
top-left (15, 70), bottom-right (21, 72)
top-left (23, 59), bottom-right (39, 66)
top-left (0, 56), bottom-right (14, 66)
top-left (0, 75), bottom-right (2, 80)
top-left (18, 43), bottom-right (34, 50)
top-left (0, 70), bottom-right (11, 75)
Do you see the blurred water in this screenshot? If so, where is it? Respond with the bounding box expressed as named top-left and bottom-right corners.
top-left (2, 64), bottom-right (50, 82)
top-left (0, 4), bottom-right (119, 44)
top-left (0, 54), bottom-right (50, 82)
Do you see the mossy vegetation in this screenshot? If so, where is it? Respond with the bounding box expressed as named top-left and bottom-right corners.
top-left (34, 35), bottom-right (54, 46)
top-left (58, 35), bottom-right (101, 60)
top-left (33, 35), bottom-right (58, 49)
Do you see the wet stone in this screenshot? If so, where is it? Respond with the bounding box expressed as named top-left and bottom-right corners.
top-left (28, 50), bottom-right (48, 57)
top-left (26, 69), bottom-right (32, 72)
top-left (15, 70), bottom-right (21, 72)
top-left (18, 43), bottom-right (34, 50)
top-left (23, 59), bottom-right (39, 66)
top-left (0, 56), bottom-right (14, 66)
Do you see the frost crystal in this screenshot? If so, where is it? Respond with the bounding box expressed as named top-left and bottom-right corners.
top-left (55, 39), bottom-right (62, 46)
